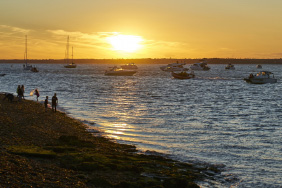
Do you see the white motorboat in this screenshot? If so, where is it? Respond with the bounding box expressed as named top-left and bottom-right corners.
top-left (190, 62), bottom-right (210, 71)
top-left (163, 65), bottom-right (188, 72)
top-left (105, 66), bottom-right (137, 76)
top-left (121, 63), bottom-right (138, 69)
top-left (244, 71), bottom-right (277, 84)
top-left (160, 62), bottom-right (188, 72)
top-left (225, 63), bottom-right (235, 70)
top-left (256, 64), bottom-right (262, 69)
top-left (160, 62), bottom-right (186, 71)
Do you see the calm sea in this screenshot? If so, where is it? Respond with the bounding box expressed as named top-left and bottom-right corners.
top-left (1, 63), bottom-right (282, 188)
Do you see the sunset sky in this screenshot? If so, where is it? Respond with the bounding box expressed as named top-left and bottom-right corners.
top-left (1, 0), bottom-right (282, 59)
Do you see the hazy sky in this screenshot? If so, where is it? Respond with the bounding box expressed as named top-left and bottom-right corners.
top-left (1, 0), bottom-right (282, 59)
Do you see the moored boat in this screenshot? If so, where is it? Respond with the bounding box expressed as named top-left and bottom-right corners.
top-left (31, 67), bottom-right (39, 72)
top-left (256, 64), bottom-right (262, 69)
top-left (105, 66), bottom-right (137, 76)
top-left (160, 62), bottom-right (186, 71)
top-left (64, 63), bottom-right (77, 68)
top-left (121, 63), bottom-right (138, 69)
top-left (190, 62), bottom-right (210, 71)
top-left (171, 71), bottom-right (195, 79)
top-left (225, 63), bottom-right (235, 70)
top-left (64, 36), bottom-right (77, 68)
top-left (244, 71), bottom-right (277, 84)
top-left (23, 35), bottom-right (34, 71)
top-left (23, 64), bottom-right (33, 70)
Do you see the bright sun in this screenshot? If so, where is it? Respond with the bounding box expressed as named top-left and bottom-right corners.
top-left (107, 34), bottom-right (143, 53)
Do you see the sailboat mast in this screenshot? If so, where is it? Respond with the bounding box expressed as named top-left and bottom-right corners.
top-left (66, 36), bottom-right (70, 64)
top-left (72, 46), bottom-right (73, 64)
top-left (25, 35), bottom-right (28, 65)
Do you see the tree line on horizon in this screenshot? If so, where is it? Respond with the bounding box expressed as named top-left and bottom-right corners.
top-left (1, 58), bottom-right (282, 64)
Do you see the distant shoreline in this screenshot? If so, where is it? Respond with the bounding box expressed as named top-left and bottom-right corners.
top-left (1, 58), bottom-right (282, 64)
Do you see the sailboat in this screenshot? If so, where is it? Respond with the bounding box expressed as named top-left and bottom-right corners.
top-left (64, 36), bottom-right (77, 68)
top-left (23, 35), bottom-right (33, 70)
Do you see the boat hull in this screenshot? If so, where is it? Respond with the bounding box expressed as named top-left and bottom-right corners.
top-left (64, 65), bottom-right (77, 68)
top-left (105, 70), bottom-right (137, 76)
top-left (23, 64), bottom-right (33, 70)
top-left (171, 72), bottom-right (195, 79)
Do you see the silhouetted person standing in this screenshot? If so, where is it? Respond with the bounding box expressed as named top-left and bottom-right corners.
top-left (17, 85), bottom-right (23, 101)
top-left (35, 89), bottom-right (40, 102)
top-left (52, 93), bottom-right (58, 112)
top-left (44, 96), bottom-right (48, 112)
top-left (16, 85), bottom-right (21, 98)
top-left (21, 85), bottom-right (25, 99)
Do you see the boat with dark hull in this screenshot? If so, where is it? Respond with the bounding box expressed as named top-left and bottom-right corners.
top-left (31, 67), bottom-right (39, 72)
top-left (171, 71), bottom-right (195, 79)
top-left (225, 63), bottom-right (235, 70)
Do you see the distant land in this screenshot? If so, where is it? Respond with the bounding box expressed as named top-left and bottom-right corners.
top-left (1, 58), bottom-right (282, 64)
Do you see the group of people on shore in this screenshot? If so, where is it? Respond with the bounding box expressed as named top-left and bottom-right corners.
top-left (44, 94), bottom-right (58, 112)
top-left (16, 85), bottom-right (58, 112)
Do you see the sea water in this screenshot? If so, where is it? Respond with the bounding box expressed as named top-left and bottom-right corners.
top-left (1, 63), bottom-right (282, 187)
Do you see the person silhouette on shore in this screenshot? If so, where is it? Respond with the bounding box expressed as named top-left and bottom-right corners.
top-left (44, 96), bottom-right (48, 112)
top-left (21, 85), bottom-right (25, 99)
top-left (17, 85), bottom-right (23, 101)
top-left (35, 89), bottom-right (40, 102)
top-left (16, 85), bottom-right (21, 98)
top-left (52, 93), bottom-right (58, 112)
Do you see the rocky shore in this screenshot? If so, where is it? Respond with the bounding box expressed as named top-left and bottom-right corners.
top-left (0, 94), bottom-right (218, 187)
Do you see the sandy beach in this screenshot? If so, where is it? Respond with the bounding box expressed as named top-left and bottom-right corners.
top-left (0, 93), bottom-right (218, 187)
